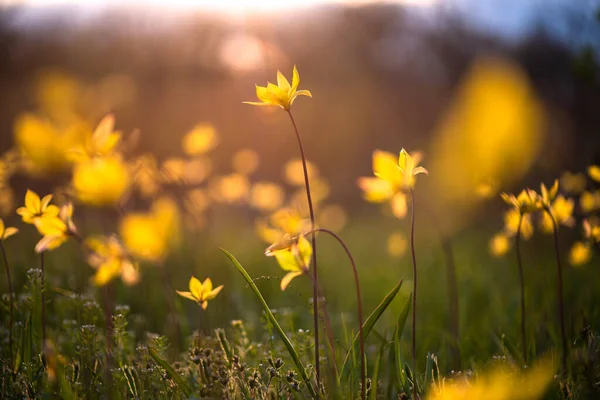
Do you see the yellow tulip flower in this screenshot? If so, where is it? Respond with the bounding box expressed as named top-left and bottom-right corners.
top-left (33, 202), bottom-right (76, 253)
top-left (588, 165), bottom-right (600, 182)
top-left (85, 235), bottom-right (139, 286)
top-left (176, 275), bottom-right (223, 310)
top-left (265, 234), bottom-right (312, 291)
top-left (244, 66), bottom-right (312, 111)
top-left (539, 195), bottom-right (574, 233)
top-left (500, 189), bottom-right (541, 215)
top-left (0, 218), bottom-right (18, 240)
top-left (72, 155), bottom-right (130, 206)
top-left (70, 114), bottom-right (121, 162)
top-left (16, 190), bottom-right (60, 224)
top-left (569, 241), bottom-right (592, 267)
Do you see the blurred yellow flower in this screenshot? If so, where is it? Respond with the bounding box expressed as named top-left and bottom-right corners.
top-left (475, 178), bottom-right (499, 199)
top-left (284, 158), bottom-right (318, 186)
top-left (209, 173), bottom-right (250, 204)
top-left (256, 207), bottom-right (310, 244)
top-left (244, 65), bottom-right (312, 111)
top-left (0, 218), bottom-right (18, 240)
top-left (503, 209), bottom-right (534, 239)
top-left (119, 197), bottom-right (181, 262)
top-left (131, 154), bottom-right (161, 198)
top-left (72, 155), bottom-right (130, 206)
top-left (540, 195), bottom-right (574, 233)
top-left (232, 148), bottom-right (260, 175)
top-left (538, 180), bottom-right (559, 208)
top-left (580, 190), bottom-right (600, 213)
top-left (489, 233), bottom-right (511, 256)
top-left (501, 189), bottom-right (541, 215)
top-left (35, 70), bottom-right (81, 123)
top-left (427, 358), bottom-right (554, 400)
top-left (176, 276), bottom-right (223, 310)
top-left (265, 234), bottom-right (312, 290)
top-left (588, 165), bottom-right (600, 182)
top-left (181, 124), bottom-right (218, 156)
top-left (14, 113), bottom-right (87, 176)
top-left (33, 202), bottom-right (76, 253)
top-left (317, 204), bottom-right (347, 233)
top-left (387, 232), bottom-right (407, 257)
top-left (85, 235), bottom-right (139, 286)
top-left (560, 171), bottom-right (586, 194)
top-left (70, 114), bottom-right (121, 162)
top-left (583, 218), bottom-right (600, 243)
top-left (569, 241), bottom-right (592, 267)
top-left (16, 190), bottom-right (60, 224)
top-left (250, 182), bottom-right (285, 211)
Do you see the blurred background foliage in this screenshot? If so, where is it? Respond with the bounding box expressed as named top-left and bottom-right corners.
top-left (0, 0), bottom-right (600, 373)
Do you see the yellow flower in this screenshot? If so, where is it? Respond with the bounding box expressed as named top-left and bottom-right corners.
top-left (250, 182), bottom-right (285, 212)
top-left (16, 190), bottom-right (60, 224)
top-left (119, 197), bottom-right (180, 262)
top-left (489, 233), bottom-right (511, 256)
top-left (265, 234), bottom-right (312, 291)
top-left (560, 171), bottom-right (586, 194)
top-left (176, 276), bottom-right (223, 310)
top-left (538, 180), bottom-right (559, 208)
top-left (85, 235), bottom-right (139, 286)
top-left (569, 241), bottom-right (592, 267)
top-left (583, 219), bottom-right (600, 243)
top-left (580, 190), bottom-right (600, 213)
top-left (33, 202), bottom-right (75, 253)
top-left (588, 165), bottom-right (600, 182)
top-left (70, 114), bottom-right (121, 162)
top-left (539, 195), bottom-right (574, 233)
top-left (72, 155), bottom-right (130, 206)
top-left (256, 207), bottom-right (310, 244)
top-left (181, 123), bottom-right (218, 156)
top-left (0, 218), bottom-right (18, 240)
top-left (244, 66), bottom-right (312, 111)
top-left (500, 189), bottom-right (541, 214)
top-left (427, 358), bottom-right (554, 400)
top-left (503, 209), bottom-right (533, 239)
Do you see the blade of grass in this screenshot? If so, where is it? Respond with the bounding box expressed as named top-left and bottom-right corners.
top-left (148, 346), bottom-right (193, 397)
top-left (221, 248), bottom-right (318, 398)
top-left (394, 296), bottom-right (412, 393)
top-left (369, 335), bottom-right (387, 400)
top-left (340, 280), bottom-right (403, 383)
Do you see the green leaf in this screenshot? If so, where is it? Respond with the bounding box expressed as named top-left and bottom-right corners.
top-left (369, 335), bottom-right (387, 400)
top-left (340, 280), bottom-right (403, 383)
top-left (221, 248), bottom-right (318, 398)
top-left (148, 346), bottom-right (193, 397)
top-left (394, 295), bottom-right (412, 392)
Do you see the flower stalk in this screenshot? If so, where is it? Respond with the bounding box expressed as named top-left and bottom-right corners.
top-left (515, 214), bottom-right (527, 365)
top-left (0, 241), bottom-right (14, 367)
top-left (409, 189), bottom-right (418, 399)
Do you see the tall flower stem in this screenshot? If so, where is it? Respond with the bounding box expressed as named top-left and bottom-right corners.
top-left (308, 228), bottom-right (365, 399)
top-left (546, 208), bottom-right (568, 372)
top-left (409, 190), bottom-right (418, 399)
top-left (40, 251), bottom-right (46, 343)
top-left (0, 241), bottom-right (13, 367)
top-left (287, 110), bottom-right (321, 384)
top-left (515, 215), bottom-right (527, 365)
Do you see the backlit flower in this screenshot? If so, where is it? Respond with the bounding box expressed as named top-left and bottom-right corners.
top-left (265, 234), bottom-right (312, 291)
top-left (72, 155), bottom-right (130, 206)
top-left (176, 276), bottom-right (223, 310)
top-left (0, 218), bottom-right (18, 240)
top-left (85, 235), bottom-right (139, 286)
top-left (539, 195), bottom-right (574, 233)
top-left (16, 190), bottom-right (60, 224)
top-left (33, 202), bottom-right (76, 253)
top-left (70, 114), bottom-right (121, 162)
top-left (244, 66), bottom-right (312, 111)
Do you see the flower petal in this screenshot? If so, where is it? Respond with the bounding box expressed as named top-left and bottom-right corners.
top-left (202, 277), bottom-right (213, 293)
top-left (277, 70), bottom-right (291, 91)
top-left (176, 290), bottom-right (198, 302)
top-left (391, 192), bottom-right (408, 219)
top-left (357, 177), bottom-right (394, 202)
top-left (291, 65), bottom-right (300, 92)
top-left (40, 194), bottom-right (53, 211)
top-left (25, 189), bottom-right (41, 213)
top-left (35, 234), bottom-right (67, 253)
top-left (2, 227), bottom-right (18, 240)
top-left (281, 271), bottom-right (303, 291)
top-left (204, 285), bottom-right (223, 300)
top-left (189, 276), bottom-right (203, 300)
top-left (274, 249), bottom-right (302, 272)
top-left (201, 301), bottom-right (208, 310)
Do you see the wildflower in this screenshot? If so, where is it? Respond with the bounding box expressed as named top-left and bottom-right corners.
top-left (33, 202), bottom-right (76, 253)
top-left (583, 218), bottom-right (600, 243)
top-left (500, 189), bottom-right (541, 215)
top-left (16, 190), bottom-right (60, 224)
top-left (489, 233), bottom-right (511, 256)
top-left (250, 182), bottom-right (285, 212)
top-left (85, 235), bottom-right (139, 286)
top-left (176, 276), bottom-right (223, 309)
top-left (265, 234), bottom-right (312, 290)
top-left (70, 114), bottom-right (121, 162)
top-left (0, 218), bottom-right (18, 240)
top-left (588, 165), bottom-right (600, 182)
top-left (538, 180), bottom-right (559, 209)
top-left (284, 158), bottom-right (318, 186)
top-left (119, 197), bottom-right (180, 262)
top-left (232, 148), bottom-right (260, 175)
top-left (181, 123), bottom-right (218, 156)
top-left (72, 155), bottom-right (130, 206)
top-left (569, 241), bottom-right (592, 267)
top-left (503, 209), bottom-right (534, 239)
top-left (256, 207), bottom-right (310, 244)
top-left (244, 66), bottom-right (312, 111)
top-left (580, 190), bottom-right (600, 213)
top-left (540, 195), bottom-right (574, 233)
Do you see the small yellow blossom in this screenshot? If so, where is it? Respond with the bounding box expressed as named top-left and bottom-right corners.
top-left (588, 165), bottom-right (600, 182)
top-left (232, 148), bottom-right (260, 175)
top-left (284, 158), bottom-right (318, 186)
top-left (181, 124), bottom-right (218, 156)
top-left (256, 207), bottom-right (310, 244)
top-left (209, 173), bottom-right (250, 204)
top-left (580, 190), bottom-right (600, 213)
top-left (244, 66), bottom-right (312, 111)
top-left (33, 202), bottom-right (76, 253)
top-left (265, 234), bottom-right (312, 291)
top-left (70, 114), bottom-right (121, 162)
top-left (569, 241), bottom-right (592, 267)
top-left (72, 155), bottom-right (130, 206)
top-left (583, 219), bottom-right (600, 243)
top-left (250, 182), bottom-right (285, 212)
top-left (539, 180), bottom-right (559, 208)
top-left (16, 190), bottom-right (60, 224)
top-left (176, 276), bottom-right (223, 310)
top-left (85, 235), bottom-right (139, 286)
top-left (0, 218), bottom-right (18, 240)
top-left (503, 209), bottom-right (534, 239)
top-left (540, 195), bottom-right (574, 233)
top-left (119, 197), bottom-right (181, 262)
top-left (489, 233), bottom-right (511, 256)
top-left (501, 189), bottom-right (541, 214)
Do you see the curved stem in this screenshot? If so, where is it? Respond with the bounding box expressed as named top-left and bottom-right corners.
top-left (546, 208), bottom-right (568, 372)
top-left (40, 251), bottom-right (46, 343)
top-left (409, 190), bottom-right (418, 399)
top-left (288, 110), bottom-right (320, 386)
top-left (0, 241), bottom-right (13, 368)
top-left (515, 214), bottom-right (527, 365)
top-left (307, 228), bottom-right (365, 399)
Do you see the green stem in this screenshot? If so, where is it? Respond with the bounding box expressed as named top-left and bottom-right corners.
top-left (40, 251), bottom-right (46, 343)
top-left (0, 241), bottom-right (13, 368)
top-left (288, 110), bottom-right (320, 386)
top-left (545, 208), bottom-right (568, 372)
top-left (308, 228), bottom-right (365, 399)
top-left (515, 214), bottom-right (527, 365)
top-left (409, 190), bottom-right (418, 399)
